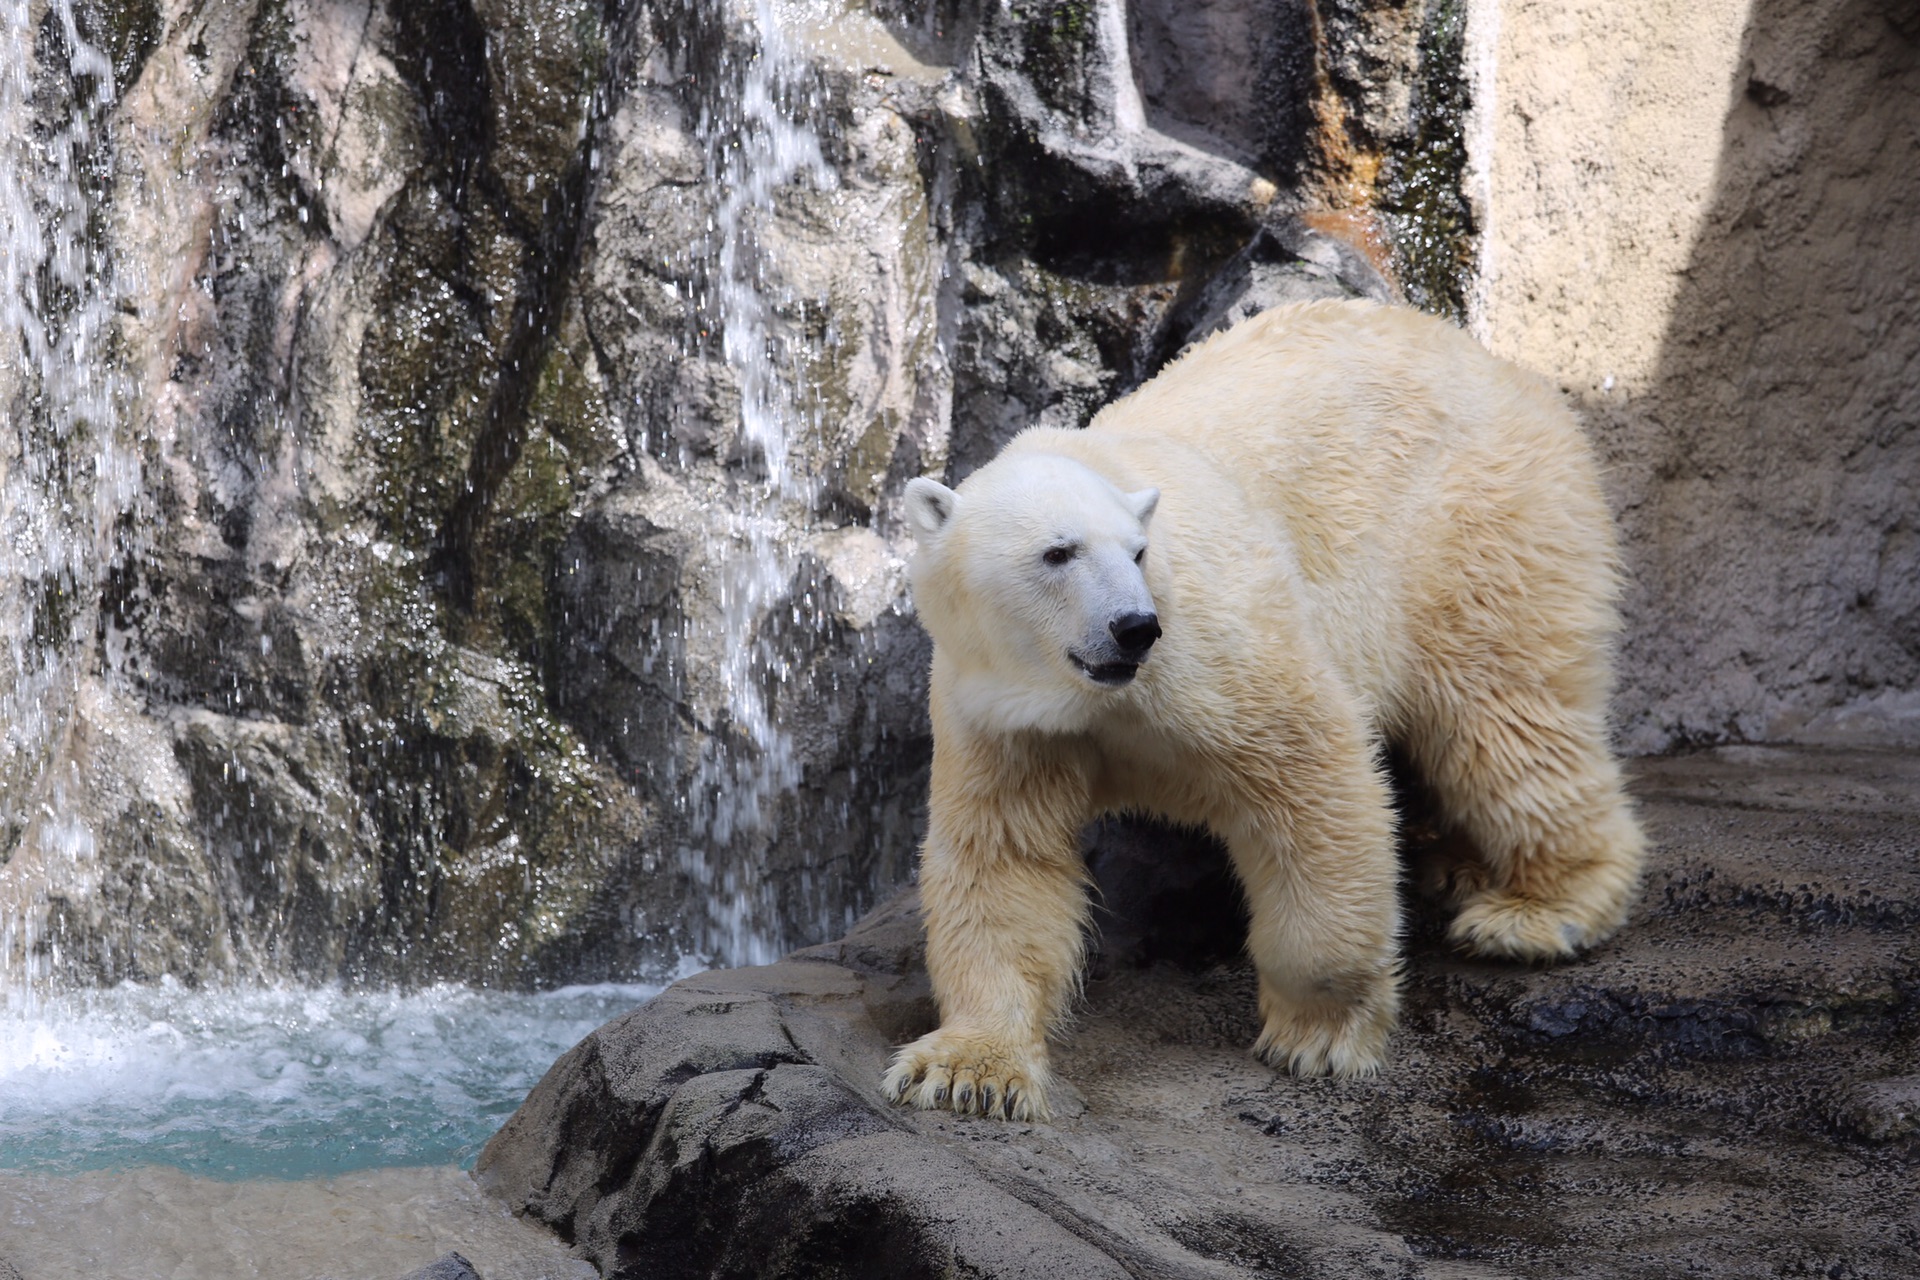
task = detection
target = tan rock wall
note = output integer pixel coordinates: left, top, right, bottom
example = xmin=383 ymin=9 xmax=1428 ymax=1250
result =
xmin=1468 ymin=0 xmax=1920 ymax=751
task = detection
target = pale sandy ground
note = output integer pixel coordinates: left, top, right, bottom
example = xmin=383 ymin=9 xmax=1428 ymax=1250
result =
xmin=0 ymin=1164 xmax=590 ymax=1280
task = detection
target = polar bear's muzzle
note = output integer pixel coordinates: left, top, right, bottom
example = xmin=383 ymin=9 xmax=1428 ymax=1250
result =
xmin=1069 ymin=610 xmax=1161 ymax=687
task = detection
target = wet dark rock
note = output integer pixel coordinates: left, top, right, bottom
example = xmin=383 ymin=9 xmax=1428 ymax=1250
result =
xmin=479 ymin=896 xmax=1130 ymax=1278
xmin=482 ymin=745 xmax=1920 ymax=1278
xmin=1155 ymin=216 xmax=1396 ymax=354
xmin=399 ymin=1253 xmax=485 ymax=1280
xmin=1834 ymin=1076 xmax=1920 ymax=1143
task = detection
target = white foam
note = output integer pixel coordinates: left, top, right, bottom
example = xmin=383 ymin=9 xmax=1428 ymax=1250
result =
xmin=0 ymin=980 xmax=661 ymax=1178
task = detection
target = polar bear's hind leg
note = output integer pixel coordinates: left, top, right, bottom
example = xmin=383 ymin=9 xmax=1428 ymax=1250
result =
xmin=1415 ymin=685 xmax=1646 ymax=960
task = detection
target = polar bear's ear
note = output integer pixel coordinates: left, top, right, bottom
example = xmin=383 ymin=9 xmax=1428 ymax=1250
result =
xmin=1126 ymin=487 xmax=1160 ymax=526
xmin=904 ymin=477 xmax=961 ymax=541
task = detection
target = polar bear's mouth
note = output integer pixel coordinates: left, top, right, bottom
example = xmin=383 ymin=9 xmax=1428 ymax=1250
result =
xmin=1069 ymin=653 xmax=1140 ymax=687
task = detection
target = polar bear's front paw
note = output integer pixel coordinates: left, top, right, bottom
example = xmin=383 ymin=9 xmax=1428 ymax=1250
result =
xmin=882 ymin=1028 xmax=1054 ymax=1121
xmin=1253 ymin=976 xmax=1397 ymax=1079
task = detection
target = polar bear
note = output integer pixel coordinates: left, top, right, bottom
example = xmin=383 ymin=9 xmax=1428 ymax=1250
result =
xmin=881 ymin=299 xmax=1646 ymax=1122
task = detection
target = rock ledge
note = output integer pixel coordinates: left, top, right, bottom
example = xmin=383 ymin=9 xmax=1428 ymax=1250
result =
xmin=480 ymin=746 xmax=1920 ymax=1278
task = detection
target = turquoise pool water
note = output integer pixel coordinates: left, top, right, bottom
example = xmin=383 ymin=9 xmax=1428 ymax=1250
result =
xmin=0 ymin=979 xmax=661 ymax=1181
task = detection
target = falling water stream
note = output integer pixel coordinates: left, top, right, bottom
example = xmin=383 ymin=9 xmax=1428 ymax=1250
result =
xmin=678 ymin=0 xmax=838 ymax=966
xmin=0 ymin=0 xmax=127 ymax=991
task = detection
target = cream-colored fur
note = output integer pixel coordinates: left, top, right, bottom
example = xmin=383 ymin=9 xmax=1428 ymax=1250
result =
xmin=883 ymin=299 xmax=1646 ymax=1122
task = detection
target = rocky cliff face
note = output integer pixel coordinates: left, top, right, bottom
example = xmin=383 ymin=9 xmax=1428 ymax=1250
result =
xmin=0 ymin=0 xmax=1430 ymax=986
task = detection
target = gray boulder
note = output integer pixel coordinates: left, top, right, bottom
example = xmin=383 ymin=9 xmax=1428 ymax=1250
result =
xmin=479 ymin=745 xmax=1920 ymax=1278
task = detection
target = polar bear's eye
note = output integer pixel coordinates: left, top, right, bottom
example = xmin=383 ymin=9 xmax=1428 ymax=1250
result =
xmin=1042 ymin=545 xmax=1076 ymax=566
xmin=1134 ymin=547 xmax=1147 ymax=566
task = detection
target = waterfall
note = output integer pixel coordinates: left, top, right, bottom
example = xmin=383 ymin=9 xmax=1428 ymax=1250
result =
xmin=0 ymin=1 xmax=131 ymax=994
xmin=676 ymin=0 xmax=839 ymax=966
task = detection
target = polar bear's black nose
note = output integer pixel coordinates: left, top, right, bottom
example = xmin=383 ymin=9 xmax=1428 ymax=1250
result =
xmin=1110 ymin=611 xmax=1161 ymax=656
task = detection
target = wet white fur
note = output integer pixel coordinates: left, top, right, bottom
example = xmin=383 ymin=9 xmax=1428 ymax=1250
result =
xmin=884 ymin=299 xmax=1646 ymax=1123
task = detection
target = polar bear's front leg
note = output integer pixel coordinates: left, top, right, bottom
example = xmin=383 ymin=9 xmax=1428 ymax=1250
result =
xmin=882 ymin=834 xmax=1085 ymax=1121
xmin=1228 ymin=745 xmax=1403 ymax=1079
xmin=883 ymin=733 xmax=1090 ymax=1122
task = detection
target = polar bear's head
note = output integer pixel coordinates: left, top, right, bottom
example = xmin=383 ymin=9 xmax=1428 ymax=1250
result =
xmin=904 ymin=454 xmax=1160 ymax=726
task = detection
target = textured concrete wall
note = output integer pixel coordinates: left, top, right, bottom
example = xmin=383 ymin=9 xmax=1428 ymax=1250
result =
xmin=1468 ymin=0 xmax=1920 ymax=752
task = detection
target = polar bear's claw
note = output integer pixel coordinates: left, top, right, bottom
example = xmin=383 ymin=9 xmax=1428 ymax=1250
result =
xmin=1254 ymin=1016 xmax=1389 ymax=1080
xmin=883 ymin=1030 xmax=1053 ymax=1122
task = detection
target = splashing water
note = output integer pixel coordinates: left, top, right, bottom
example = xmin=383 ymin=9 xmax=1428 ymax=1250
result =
xmin=0 ymin=979 xmax=662 ymax=1179
xmin=0 ymin=2 xmax=135 ymax=989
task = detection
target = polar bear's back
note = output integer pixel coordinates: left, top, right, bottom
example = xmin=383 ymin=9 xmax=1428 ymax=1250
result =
xmin=1080 ymin=299 xmax=1621 ymax=728
xmin=1090 ymin=300 xmax=1603 ymax=568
